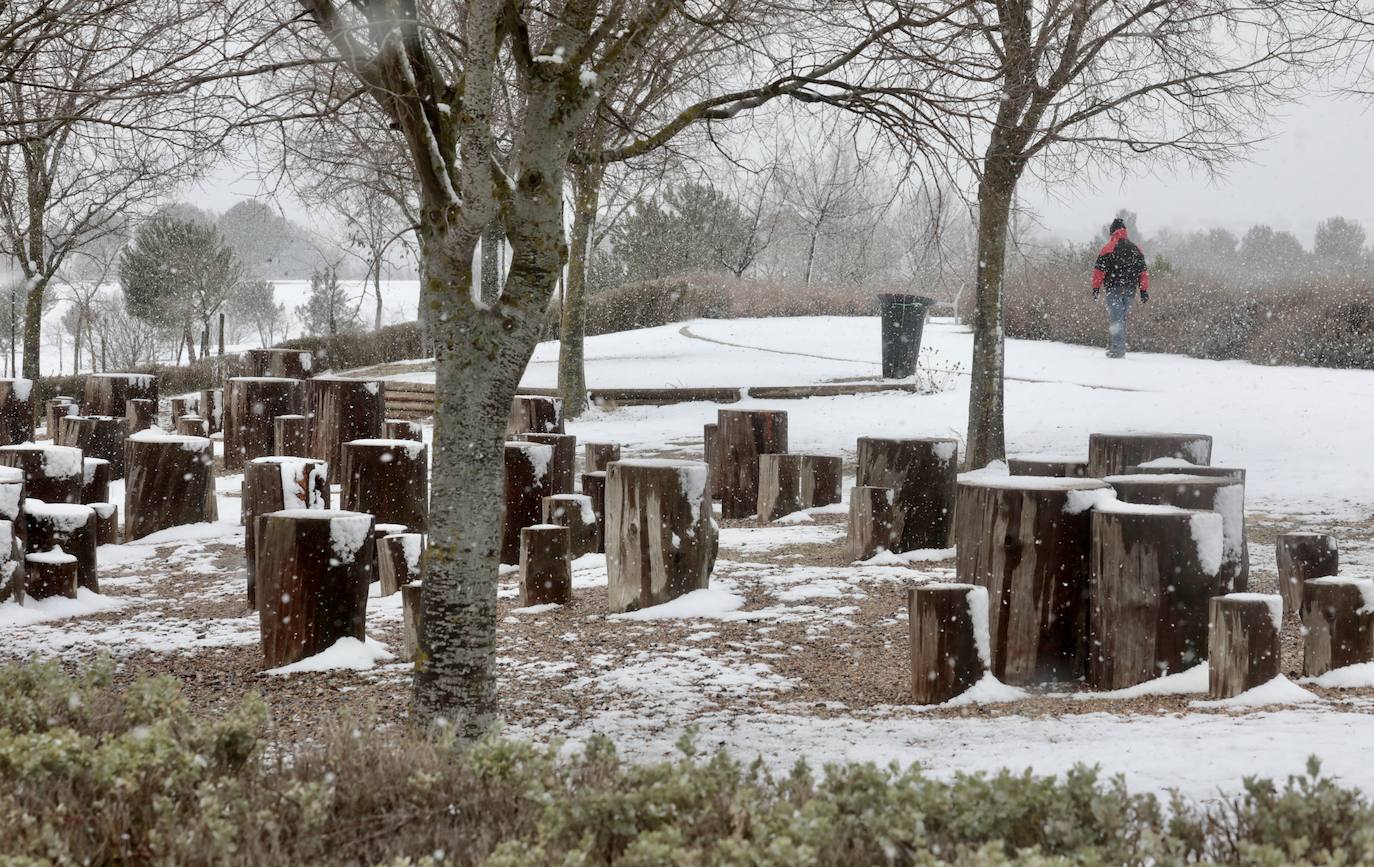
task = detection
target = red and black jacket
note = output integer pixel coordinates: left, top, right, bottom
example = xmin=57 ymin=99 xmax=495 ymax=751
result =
xmin=1092 ymin=228 xmax=1149 ymax=296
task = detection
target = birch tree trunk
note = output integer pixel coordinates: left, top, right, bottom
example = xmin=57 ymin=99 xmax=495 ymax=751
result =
xmin=558 ymin=164 xmax=601 ymax=419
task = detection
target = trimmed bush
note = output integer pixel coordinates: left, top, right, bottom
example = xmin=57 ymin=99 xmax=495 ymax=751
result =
xmin=277 ymin=322 xmax=425 ymax=372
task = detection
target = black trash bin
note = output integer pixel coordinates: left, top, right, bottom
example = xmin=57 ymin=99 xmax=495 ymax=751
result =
xmin=878 ymin=293 xmax=933 ymax=379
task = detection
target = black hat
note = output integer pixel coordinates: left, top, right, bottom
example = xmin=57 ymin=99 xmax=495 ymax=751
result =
xmin=1109 ymin=217 xmax=1127 ymax=233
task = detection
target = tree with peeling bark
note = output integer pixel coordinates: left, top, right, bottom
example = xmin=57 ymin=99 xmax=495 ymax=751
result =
xmin=295 ymin=0 xmax=920 ymax=735
xmin=857 ymin=0 xmax=1352 ymax=467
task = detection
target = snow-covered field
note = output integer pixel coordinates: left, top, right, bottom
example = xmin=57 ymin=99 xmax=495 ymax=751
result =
xmin=6 ymin=314 xmax=1374 ymax=804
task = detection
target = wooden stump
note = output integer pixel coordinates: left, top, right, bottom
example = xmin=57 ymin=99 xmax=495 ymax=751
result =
xmin=23 ymin=548 xmax=78 ymax=600
xmin=520 ymin=524 xmax=572 ymax=606
xmin=520 ymin=433 xmax=576 ymax=495
xmin=400 ymin=581 xmax=423 ymax=662
xmin=955 ymin=476 xmax=1111 ymax=684
xmin=225 ymin=377 xmax=305 ymax=470
xmin=384 ymin=419 xmax=423 ymax=442
xmin=1301 ymin=577 xmax=1374 ymax=677
xmin=256 ymin=509 xmax=375 ymax=668
xmin=125 ymin=398 xmax=156 ymax=433
xmin=856 ymin=437 xmax=958 ymax=550
xmin=58 ymin=415 xmax=126 ymax=479
xmin=847 ymin=486 xmax=901 ymax=561
xmin=274 ymin=414 xmax=309 ymax=457
xmin=581 ymin=471 xmax=607 ymax=554
xmin=80 ymin=458 xmax=110 ymax=505
xmin=909 ymin=584 xmax=988 ymax=704
xmin=91 ymin=502 xmax=118 ymax=546
xmin=242 ymin=457 xmax=330 ymax=608
xmin=378 ymin=533 xmax=425 ymax=596
xmin=1007 ymin=457 xmax=1088 ymax=478
xmin=0 ymin=519 xmax=21 ymax=603
xmin=0 ymin=378 xmax=34 ymax=446
xmin=25 ymin=501 xmax=97 ymax=592
xmin=1106 ymin=473 xmax=1249 ymax=593
xmin=305 ymin=377 xmax=385 ymax=483
xmin=798 ymin=454 xmax=843 ymax=508
xmin=584 ymin=442 xmax=620 ymax=475
xmin=0 ymin=443 xmax=84 ymax=504
xmin=45 ymin=397 xmax=75 ymax=441
xmin=199 ymin=388 xmax=224 ymax=434
xmin=83 ymin=372 xmax=157 ymax=417
xmin=717 ymin=409 xmax=788 ymax=519
xmin=243 ymin=347 xmax=313 ymax=379
xmin=502 ymin=442 xmax=554 ymax=565
xmin=1208 ymin=594 xmax=1281 ymax=699
xmin=123 ymin=431 xmax=217 ymax=541
xmin=605 ymin=460 xmax=717 ymax=613
xmin=508 ymin=395 xmax=563 ymax=436
xmin=1089 ymin=504 xmax=1227 ymax=689
xmin=169 ymin=396 xmax=196 ymax=428
xmin=542 ymin=494 xmax=599 ymax=557
xmin=0 ymin=467 xmax=25 ymax=553
xmin=1125 ymin=463 xmax=1244 ymax=481
xmin=340 ymin=438 xmax=430 ymax=532
xmin=1277 ymin=532 xmax=1339 ymax=616
xmin=176 ymin=415 xmax=209 ymax=437
xmin=703 ymin=423 xmax=722 ymax=500
xmin=757 ymin=453 xmax=804 ymax=521
xmin=1087 ymin=432 xmax=1212 ymax=478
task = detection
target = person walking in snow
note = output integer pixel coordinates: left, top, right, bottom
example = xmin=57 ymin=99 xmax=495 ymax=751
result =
xmin=1092 ymin=217 xmax=1149 ymax=359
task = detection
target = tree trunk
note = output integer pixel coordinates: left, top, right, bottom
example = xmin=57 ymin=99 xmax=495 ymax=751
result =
xmin=1087 ymin=433 xmax=1213 ymax=478
xmin=480 ymin=220 xmax=503 ymax=304
xmin=340 ymin=439 xmax=430 ymax=532
xmin=717 ymin=409 xmax=788 ymax=520
xmin=519 ymin=432 xmax=576 ymax=495
xmin=856 ymin=437 xmax=958 ymax=551
xmin=581 ymin=470 xmax=607 ymax=554
xmin=25 ymin=501 xmax=97 ymax=592
xmin=1208 ymin=594 xmax=1281 ymax=699
xmin=0 ymin=443 xmax=83 ymax=504
xmin=0 ymin=378 xmax=34 ymax=445
xmin=909 ymin=583 xmax=988 ymax=704
xmin=1301 ymin=577 xmax=1374 ymax=677
xmin=304 ymin=377 xmax=385 ymax=483
xmin=964 ymin=157 xmax=1018 ymax=469
xmin=123 ymin=432 xmax=217 ymax=541
xmin=224 ymin=377 xmax=305 ymax=471
xmin=378 ymin=532 xmax=425 ymax=597
xmin=1278 ymin=532 xmax=1339 ymax=617
xmin=542 ymin=493 xmax=599 ymax=558
xmin=847 ymin=485 xmax=901 ymax=561
xmin=242 ymin=456 xmax=329 ymax=608
xmin=558 ymin=165 xmax=601 ymax=419
xmin=19 ymin=275 xmax=47 ymax=380
xmin=520 ymin=524 xmax=572 ymax=606
xmin=605 ymin=459 xmax=717 ymax=613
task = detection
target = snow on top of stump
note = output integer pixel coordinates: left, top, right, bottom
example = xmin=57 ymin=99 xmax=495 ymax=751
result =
xmin=229 ymin=375 xmax=301 ymax=384
xmin=1011 ymin=454 xmax=1087 ymax=464
xmin=376 ymin=522 xmax=408 ymax=534
xmin=90 ymin=502 xmax=116 ymax=518
xmin=253 ymin=455 xmax=324 ymax=465
xmin=0 ymin=483 xmax=20 ymax=519
xmin=0 ymin=466 xmax=22 ymax=483
xmin=27 ymin=546 xmax=76 ymax=565
xmin=1189 ymin=513 xmax=1224 ymax=577
xmin=2 ymin=378 xmax=33 ymax=401
xmin=127 ymin=430 xmax=211 ymax=452
xmin=962 ymin=475 xmax=1108 ymax=492
xmin=24 ymin=499 xmax=93 ymax=529
xmin=506 ymin=441 xmax=555 ymax=479
xmin=1137 ymin=456 xmax=1200 ymax=468
xmin=275 ymin=413 xmax=306 ymax=420
xmin=1308 ymin=575 xmax=1374 ymax=612
xmin=385 ymin=533 xmax=424 ymax=572
xmin=1213 ymin=483 xmax=1246 ymax=566
xmin=526 ymin=523 xmax=566 ymax=531
xmin=549 ymin=493 xmax=597 ymax=524
xmin=347 ymin=438 xmax=427 ymax=458
xmin=1103 ymin=472 xmax=1237 ymax=485
xmin=271 ymin=508 xmax=373 ymax=563
xmin=91 ymin=372 xmax=156 ymax=388
xmin=41 ymin=445 xmax=83 ymax=478
xmin=1092 ymin=431 xmax=1209 ymax=439
xmin=957 ymin=460 xmax=1008 ymax=482
xmin=82 ymin=458 xmax=108 ymax=483
xmin=1224 ymin=592 xmax=1284 ymax=630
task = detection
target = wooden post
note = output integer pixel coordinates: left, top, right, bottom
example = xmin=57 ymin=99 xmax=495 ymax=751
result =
xmin=520 ymin=432 xmax=576 ymax=495
xmin=502 ymin=442 xmax=553 ymax=565
xmin=1277 ymin=532 xmax=1339 ymax=616
xmin=757 ymin=453 xmax=804 ymax=521
xmin=584 ymin=442 xmax=620 ymax=474
xmin=242 ymin=347 xmax=313 ymax=379
xmin=717 ymin=408 xmax=788 ymax=519
xmin=57 ymin=415 xmax=126 ymax=479
xmin=340 ymin=438 xmax=429 ymax=532
xmin=0 ymin=443 xmax=84 ymax=504
xmin=847 ymin=486 xmax=901 ymax=561
xmin=1208 ymin=594 xmax=1281 ymax=699
xmin=400 ymin=581 xmax=423 ymax=662
xmin=1107 ymin=473 xmax=1249 ymax=593
xmin=0 ymin=467 xmax=25 ymax=552
xmin=123 ymin=431 xmax=217 ymax=541
xmin=255 ymin=509 xmax=375 ymax=669
xmin=605 ymin=459 xmax=717 ymax=613
xmin=580 ymin=471 xmax=607 ymax=554
xmin=169 ymin=396 xmax=196 ymax=428
xmin=274 ymin=414 xmax=309 ymax=457
xmin=856 ymin=436 xmax=958 ymax=550
xmin=542 ymin=493 xmax=599 ymax=557
xmin=45 ymin=396 xmax=76 ymax=441
xmin=199 ymin=388 xmax=224 ymax=434
xmin=1301 ymin=577 xmax=1374 ymax=677
xmin=80 ymin=458 xmax=110 ymax=505
xmin=0 ymin=378 xmax=34 ymax=445
xmin=520 ymin=524 xmax=572 ymax=606
xmin=82 ymin=372 xmax=157 ymax=417
xmin=224 ymin=376 xmax=305 ymax=471
xmin=909 ymin=584 xmax=988 ymax=704
xmin=125 ymin=398 xmax=156 ymax=433
xmin=507 ymin=395 xmax=563 ymax=436
xmin=1087 ymin=432 xmax=1212 ymax=478
xmin=1089 ymin=504 xmax=1226 ymax=689
xmin=703 ymin=423 xmax=722 ymax=500
xmin=384 ymin=419 xmax=423 ymax=442
xmin=798 ymin=455 xmax=842 ymax=508
xmin=25 ymin=501 xmax=97 ymax=592
xmin=242 ymin=456 xmax=329 ymax=608
xmin=23 ymin=548 xmax=78 ymax=600
xmin=91 ymin=502 xmax=118 ymax=546
xmin=955 ymin=476 xmax=1111 ymax=684
xmin=1007 ymin=457 xmax=1088 ymax=478
xmin=176 ymin=415 xmax=209 ymax=437
xmin=378 ymin=532 xmax=425 ymax=596
xmin=305 ymin=377 xmax=385 ymax=483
